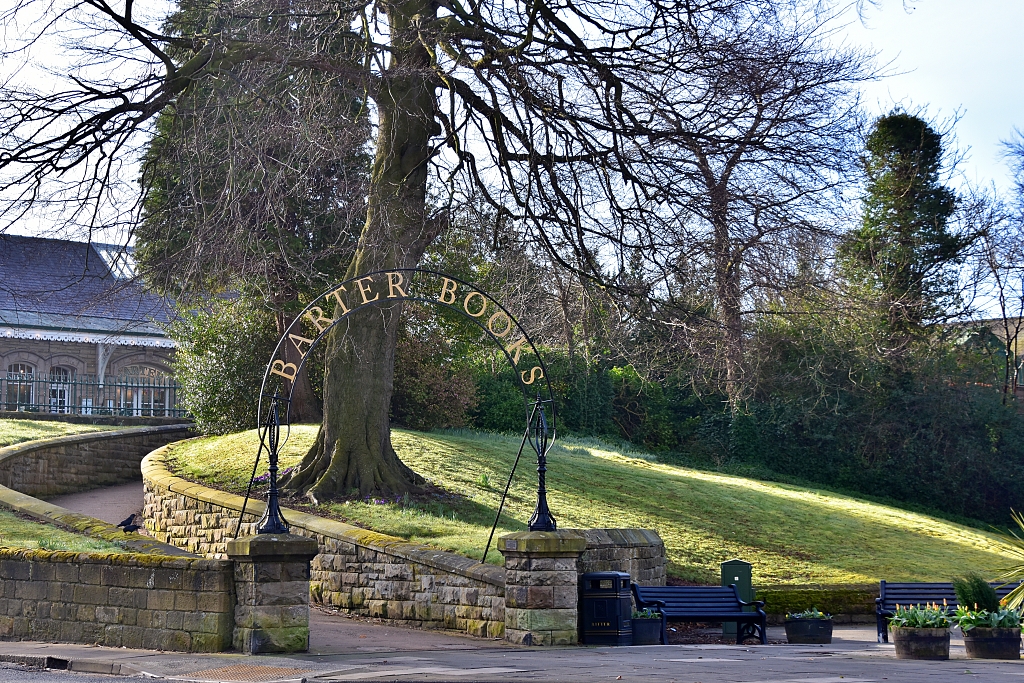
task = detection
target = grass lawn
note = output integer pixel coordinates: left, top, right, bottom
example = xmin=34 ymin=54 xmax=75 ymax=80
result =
xmin=0 ymin=509 xmax=127 ymax=553
xmin=0 ymin=418 xmax=113 ymax=448
xmin=166 ymin=427 xmax=1019 ymax=585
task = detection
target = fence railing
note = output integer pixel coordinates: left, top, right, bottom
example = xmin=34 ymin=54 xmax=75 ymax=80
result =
xmin=1 ymin=373 xmax=185 ymax=418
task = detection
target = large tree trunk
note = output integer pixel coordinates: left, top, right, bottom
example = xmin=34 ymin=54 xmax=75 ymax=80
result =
xmin=711 ymin=186 xmax=744 ymax=409
xmin=284 ymin=0 xmax=442 ymax=501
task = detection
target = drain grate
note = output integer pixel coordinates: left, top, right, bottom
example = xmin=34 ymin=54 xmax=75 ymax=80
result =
xmin=184 ymin=664 xmax=313 ymax=682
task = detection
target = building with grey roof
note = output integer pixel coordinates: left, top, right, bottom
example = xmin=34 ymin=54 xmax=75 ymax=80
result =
xmin=0 ymin=234 xmax=181 ymax=416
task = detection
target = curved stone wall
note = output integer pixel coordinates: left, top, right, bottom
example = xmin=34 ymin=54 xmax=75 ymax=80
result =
xmin=141 ymin=444 xmax=507 ymax=638
xmin=0 ymin=424 xmax=194 ymax=498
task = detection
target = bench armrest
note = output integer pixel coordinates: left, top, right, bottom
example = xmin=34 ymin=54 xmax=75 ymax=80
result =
xmin=631 ymin=584 xmax=667 ymax=611
xmin=639 ymin=598 xmax=667 ymax=610
xmin=736 ymin=596 xmax=765 ymax=610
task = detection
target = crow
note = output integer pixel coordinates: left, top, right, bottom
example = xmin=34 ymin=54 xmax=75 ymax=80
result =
xmin=117 ymin=513 xmax=141 ymax=534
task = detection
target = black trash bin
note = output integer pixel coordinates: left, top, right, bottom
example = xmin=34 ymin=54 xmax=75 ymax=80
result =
xmin=580 ymin=571 xmax=632 ymax=645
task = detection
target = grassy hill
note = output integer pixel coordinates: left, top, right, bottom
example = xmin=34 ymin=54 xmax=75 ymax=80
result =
xmin=0 ymin=419 xmax=113 ymax=448
xmin=166 ymin=426 xmax=1018 ymax=585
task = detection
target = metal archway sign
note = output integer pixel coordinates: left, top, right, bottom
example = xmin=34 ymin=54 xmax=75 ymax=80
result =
xmin=241 ymin=269 xmax=558 ymax=559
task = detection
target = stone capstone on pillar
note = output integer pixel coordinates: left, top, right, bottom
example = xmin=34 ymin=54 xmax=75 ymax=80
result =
xmin=225 ymin=533 xmax=319 ymax=654
xmin=499 ymin=530 xmax=587 ymax=646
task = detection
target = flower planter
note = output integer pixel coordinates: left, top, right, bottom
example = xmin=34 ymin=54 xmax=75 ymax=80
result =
xmin=891 ymin=627 xmax=950 ymax=660
xmin=784 ymin=618 xmax=833 ymax=644
xmin=632 ymin=618 xmax=662 ymax=645
xmin=963 ymin=627 xmax=1021 ymax=660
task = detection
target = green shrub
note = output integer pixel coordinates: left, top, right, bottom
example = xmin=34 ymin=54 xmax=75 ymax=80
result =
xmin=169 ymin=298 xmax=278 ymax=434
xmin=952 ymin=573 xmax=1000 ymax=612
xmin=391 ymin=319 xmax=477 ymax=431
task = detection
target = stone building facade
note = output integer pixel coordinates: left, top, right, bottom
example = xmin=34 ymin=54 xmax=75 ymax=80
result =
xmin=0 ymin=235 xmax=178 ymax=416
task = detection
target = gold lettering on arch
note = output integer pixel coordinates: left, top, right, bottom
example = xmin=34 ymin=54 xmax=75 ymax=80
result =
xmin=438 ymin=277 xmax=458 ymax=305
xmin=505 ymin=336 xmax=528 ymax=365
xmin=305 ymin=306 xmax=333 ymax=334
xmin=270 ymin=360 xmax=297 ymax=382
xmin=463 ymin=291 xmax=487 ymax=317
xmin=355 ymin=276 xmax=379 ymax=304
xmin=487 ymin=311 xmax=513 ymax=338
xmin=327 ymin=285 xmax=350 ymax=315
xmin=288 ymin=333 xmax=314 ymax=357
xmin=386 ymin=272 xmax=408 ymax=298
xmin=521 ymin=366 xmax=544 ymax=385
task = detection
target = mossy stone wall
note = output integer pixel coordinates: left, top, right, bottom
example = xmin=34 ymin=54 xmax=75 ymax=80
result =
xmin=0 ymin=547 xmax=233 ymax=651
xmin=142 ymin=444 xmax=507 ymax=639
xmin=578 ymin=528 xmax=666 ymax=586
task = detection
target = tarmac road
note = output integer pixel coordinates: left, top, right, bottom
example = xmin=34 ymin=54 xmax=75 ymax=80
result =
xmin=47 ymin=481 xmax=146 ymax=528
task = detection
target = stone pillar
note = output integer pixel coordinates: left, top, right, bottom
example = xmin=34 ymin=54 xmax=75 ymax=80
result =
xmin=226 ymin=534 xmax=319 ymax=654
xmin=499 ymin=530 xmax=587 ymax=646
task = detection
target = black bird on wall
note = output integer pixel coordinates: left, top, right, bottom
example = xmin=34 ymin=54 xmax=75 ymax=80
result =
xmin=117 ymin=513 xmax=141 ymax=534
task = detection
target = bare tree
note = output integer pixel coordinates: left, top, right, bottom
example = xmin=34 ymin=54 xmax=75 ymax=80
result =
xmin=643 ymin=7 xmax=870 ymax=406
xmin=0 ymin=0 xmax=871 ymax=498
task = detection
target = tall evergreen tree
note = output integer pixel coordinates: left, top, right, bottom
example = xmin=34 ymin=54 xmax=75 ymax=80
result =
xmin=136 ymin=1 xmax=371 ymax=422
xmin=841 ymin=112 xmax=966 ymax=351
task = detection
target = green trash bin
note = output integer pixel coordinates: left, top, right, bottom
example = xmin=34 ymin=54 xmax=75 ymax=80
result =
xmin=721 ymin=559 xmax=753 ymax=639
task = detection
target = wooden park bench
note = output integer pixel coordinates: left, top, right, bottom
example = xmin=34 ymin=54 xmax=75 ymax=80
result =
xmin=632 ymin=584 xmax=768 ymax=645
xmin=876 ymin=580 xmax=1021 ymax=643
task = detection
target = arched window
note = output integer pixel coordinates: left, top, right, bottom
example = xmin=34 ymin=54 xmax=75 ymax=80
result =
xmin=49 ymin=366 xmax=72 ymax=381
xmin=5 ymin=363 xmax=34 ymax=411
xmin=117 ymin=365 xmax=169 ymax=416
xmin=48 ymin=366 xmax=73 ymax=413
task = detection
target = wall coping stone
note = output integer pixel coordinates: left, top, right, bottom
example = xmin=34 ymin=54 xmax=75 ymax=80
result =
xmin=143 ymin=444 xmax=506 ymax=587
xmin=226 ymin=534 xmax=319 ymax=559
xmin=581 ymin=528 xmax=663 ymax=548
xmin=499 ymin=531 xmax=588 ymax=555
xmin=0 ymin=412 xmax=192 ymax=427
xmin=0 ymin=545 xmax=227 ymax=570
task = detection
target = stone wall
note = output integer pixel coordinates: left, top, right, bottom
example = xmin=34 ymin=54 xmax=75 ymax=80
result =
xmin=142 ymin=444 xmax=507 ymax=638
xmin=578 ymin=529 xmax=666 ymax=586
xmin=0 ymin=425 xmax=194 ymax=498
xmin=0 ymin=548 xmax=233 ymax=652
xmin=143 ymin=445 xmax=669 ymax=642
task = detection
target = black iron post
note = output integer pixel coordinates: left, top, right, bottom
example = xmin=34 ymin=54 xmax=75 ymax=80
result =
xmin=527 ymin=397 xmax=557 ymax=532
xmin=256 ymin=394 xmax=290 ymax=534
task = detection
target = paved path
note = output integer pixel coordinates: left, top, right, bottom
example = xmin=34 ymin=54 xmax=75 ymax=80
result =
xmin=46 ymin=481 xmax=145 ymax=526
xmin=2 ymin=627 xmax=1023 ymax=682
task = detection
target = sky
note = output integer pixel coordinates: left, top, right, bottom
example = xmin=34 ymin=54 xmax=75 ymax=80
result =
xmin=842 ymin=0 xmax=1024 ymax=192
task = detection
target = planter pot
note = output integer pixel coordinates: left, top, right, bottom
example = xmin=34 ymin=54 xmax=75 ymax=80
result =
xmin=632 ymin=619 xmax=662 ymax=645
xmin=963 ymin=627 xmax=1021 ymax=660
xmin=891 ymin=627 xmax=950 ymax=660
xmin=784 ymin=618 xmax=833 ymax=644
